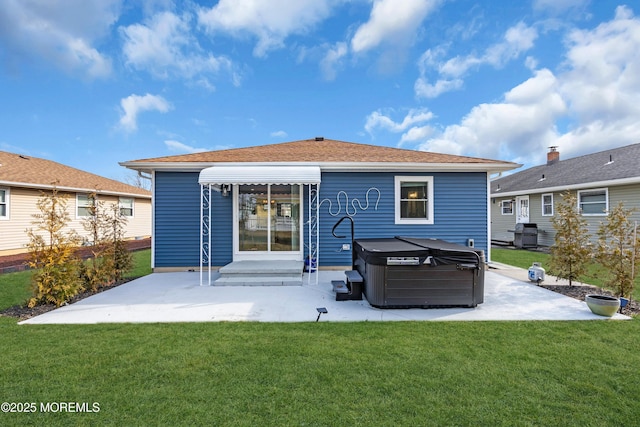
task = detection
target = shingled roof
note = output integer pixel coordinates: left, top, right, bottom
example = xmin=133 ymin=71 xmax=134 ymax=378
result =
xmin=121 ymin=138 xmax=518 ymax=172
xmin=0 ymin=150 xmax=151 ymax=198
xmin=491 ymin=143 xmax=640 ymax=196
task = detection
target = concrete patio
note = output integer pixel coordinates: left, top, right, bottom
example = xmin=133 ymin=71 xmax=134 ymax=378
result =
xmin=19 ymin=263 xmax=630 ymax=324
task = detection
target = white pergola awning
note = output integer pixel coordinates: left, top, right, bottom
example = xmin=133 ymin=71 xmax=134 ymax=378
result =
xmin=198 ymin=165 xmax=321 ymax=186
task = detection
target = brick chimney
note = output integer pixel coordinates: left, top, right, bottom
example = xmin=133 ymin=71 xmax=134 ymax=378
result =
xmin=547 ymin=146 xmax=559 ymax=165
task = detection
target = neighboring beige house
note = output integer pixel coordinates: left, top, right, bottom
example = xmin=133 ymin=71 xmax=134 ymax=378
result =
xmin=0 ymin=150 xmax=151 ymax=256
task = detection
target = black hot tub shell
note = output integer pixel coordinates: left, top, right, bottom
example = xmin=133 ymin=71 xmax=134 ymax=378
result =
xmin=353 ymin=237 xmax=485 ymax=308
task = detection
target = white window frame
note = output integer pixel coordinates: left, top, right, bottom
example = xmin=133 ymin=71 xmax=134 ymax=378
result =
xmin=76 ymin=193 xmax=93 ymax=218
xmin=578 ymin=188 xmax=608 ymax=216
xmin=394 ymin=176 xmax=434 ymax=225
xmin=0 ymin=187 xmax=9 ymax=220
xmin=541 ymin=193 xmax=554 ymax=216
xmin=119 ymin=197 xmax=134 ymax=217
xmin=501 ymin=200 xmax=513 ymax=215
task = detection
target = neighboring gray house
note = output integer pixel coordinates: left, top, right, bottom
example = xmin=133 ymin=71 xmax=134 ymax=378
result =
xmin=490 ymin=144 xmax=640 ymax=247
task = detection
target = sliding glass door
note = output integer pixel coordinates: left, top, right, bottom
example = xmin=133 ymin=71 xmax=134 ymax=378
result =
xmin=236 ymin=184 xmax=301 ymax=258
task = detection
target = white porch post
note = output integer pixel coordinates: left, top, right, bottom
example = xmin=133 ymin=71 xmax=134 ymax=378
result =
xmin=307 ymin=183 xmax=320 ymax=285
xmin=200 ymin=184 xmax=212 ymax=286
xmin=315 ymin=183 xmax=320 ymax=284
xmin=307 ymin=184 xmax=311 ymax=285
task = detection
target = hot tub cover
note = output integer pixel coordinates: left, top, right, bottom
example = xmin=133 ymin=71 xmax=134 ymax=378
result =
xmin=354 ymin=236 xmax=482 ymax=266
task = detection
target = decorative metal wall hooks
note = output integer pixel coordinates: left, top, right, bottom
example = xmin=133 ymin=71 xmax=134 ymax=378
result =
xmin=318 ymin=187 xmax=381 ymax=217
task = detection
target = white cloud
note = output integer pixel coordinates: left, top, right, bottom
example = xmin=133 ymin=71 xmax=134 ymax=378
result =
xmin=443 ymin=22 xmax=537 ymax=76
xmin=164 ymin=140 xmax=207 ymax=153
xmin=419 ymin=68 xmax=566 ymax=162
xmin=365 ymin=108 xmax=434 ymax=134
xmin=119 ymin=94 xmax=172 ymax=133
xmin=351 ymin=0 xmax=439 ymax=53
xmin=270 ymin=130 xmax=288 ymax=138
xmin=553 ymin=5 xmax=640 ymax=157
xmin=418 ymin=5 xmax=640 ymax=166
xmin=373 ymin=7 xmax=640 ymax=164
xmin=0 ymin=0 xmax=119 ymax=78
xmin=121 ymin=11 xmax=237 ymax=83
xmin=414 ymin=77 xmax=463 ymax=99
xmin=415 ymin=21 xmax=538 ymax=98
xmin=198 ymin=0 xmax=335 ymax=57
xmin=400 ymin=125 xmax=434 ymax=145
xmin=320 ymin=42 xmax=348 ymax=81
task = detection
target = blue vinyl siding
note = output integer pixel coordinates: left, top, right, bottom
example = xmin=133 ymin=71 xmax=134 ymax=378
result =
xmin=154 ymin=170 xmax=487 ymax=268
xmin=154 ymin=172 xmax=232 ymax=267
xmin=316 ymin=172 xmax=487 ymax=266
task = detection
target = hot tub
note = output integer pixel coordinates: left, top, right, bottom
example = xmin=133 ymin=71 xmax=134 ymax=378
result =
xmin=353 ymin=237 xmax=485 ymax=308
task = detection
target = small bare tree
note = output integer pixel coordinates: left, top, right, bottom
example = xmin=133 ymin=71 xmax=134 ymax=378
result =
xmin=80 ymin=192 xmax=115 ymax=291
xmin=549 ymin=191 xmax=592 ymax=286
xmin=26 ymin=185 xmax=83 ymax=307
xmin=595 ymin=202 xmax=640 ymax=298
xmin=105 ymin=202 xmax=132 ymax=282
xmin=80 ymin=193 xmax=133 ymax=289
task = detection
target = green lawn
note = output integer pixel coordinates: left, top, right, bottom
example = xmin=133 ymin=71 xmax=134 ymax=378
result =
xmin=492 ymin=248 xmax=640 ymax=301
xmin=2 ymin=248 xmax=639 ymax=425
xmin=1 ymin=319 xmax=638 ymax=426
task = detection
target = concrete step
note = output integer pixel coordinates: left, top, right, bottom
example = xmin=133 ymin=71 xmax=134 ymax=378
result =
xmin=214 ymin=276 xmax=303 ymax=286
xmin=214 ymin=260 xmax=304 ymax=286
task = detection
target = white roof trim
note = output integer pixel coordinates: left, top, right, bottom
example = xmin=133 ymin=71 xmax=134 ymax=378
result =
xmin=491 ymin=175 xmax=640 ymax=198
xmin=198 ymin=165 xmax=321 ymax=185
xmin=124 ymin=161 xmax=520 ymax=174
xmin=0 ymin=180 xmax=151 ymax=199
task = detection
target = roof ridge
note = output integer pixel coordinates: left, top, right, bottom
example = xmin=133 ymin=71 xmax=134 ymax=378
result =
xmin=0 ymin=150 xmax=150 ymax=197
xmin=122 ymin=137 xmax=517 ymax=166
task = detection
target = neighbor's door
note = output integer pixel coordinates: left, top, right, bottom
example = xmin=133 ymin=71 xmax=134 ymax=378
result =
xmin=516 ymin=196 xmax=530 ymax=223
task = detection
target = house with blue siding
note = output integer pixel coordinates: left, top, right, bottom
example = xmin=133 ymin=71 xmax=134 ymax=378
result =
xmin=121 ymin=138 xmax=518 ymax=279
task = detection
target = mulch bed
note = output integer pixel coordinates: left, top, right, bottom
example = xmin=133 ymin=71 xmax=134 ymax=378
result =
xmin=0 ymin=239 xmax=151 ymax=321
xmin=539 ymin=283 xmax=639 ymax=317
xmin=1 ymin=279 xmax=134 ymax=321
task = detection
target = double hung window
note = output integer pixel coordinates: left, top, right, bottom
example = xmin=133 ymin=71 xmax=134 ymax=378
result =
xmin=395 ymin=176 xmax=434 ymax=224
xmin=578 ymin=189 xmax=607 ymax=216
xmin=0 ymin=188 xmax=8 ymax=219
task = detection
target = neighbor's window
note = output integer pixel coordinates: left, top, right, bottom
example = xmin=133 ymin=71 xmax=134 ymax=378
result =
xmin=119 ymin=197 xmax=134 ymax=217
xmin=578 ymin=188 xmax=608 ymax=216
xmin=395 ymin=176 xmax=434 ymax=224
xmin=0 ymin=188 xmax=8 ymax=219
xmin=76 ymin=194 xmax=94 ymax=217
xmin=542 ymin=193 xmax=554 ymax=216
xmin=501 ymin=200 xmax=513 ymax=215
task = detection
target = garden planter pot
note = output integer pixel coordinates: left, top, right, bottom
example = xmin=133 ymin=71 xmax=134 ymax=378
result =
xmin=585 ymin=294 xmax=620 ymax=317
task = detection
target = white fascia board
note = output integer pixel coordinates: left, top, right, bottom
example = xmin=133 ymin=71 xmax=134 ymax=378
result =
xmin=0 ymin=180 xmax=151 ymax=199
xmin=491 ymin=176 xmax=640 ymax=198
xmin=120 ymin=161 xmax=520 ymax=174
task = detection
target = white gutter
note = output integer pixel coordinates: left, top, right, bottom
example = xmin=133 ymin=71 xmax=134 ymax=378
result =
xmin=491 ymin=175 xmax=640 ymax=198
xmin=120 ymin=161 xmax=521 ymax=174
xmin=0 ymin=180 xmax=151 ymax=199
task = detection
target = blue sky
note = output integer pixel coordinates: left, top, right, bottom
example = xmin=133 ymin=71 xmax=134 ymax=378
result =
xmin=1 ymin=0 xmax=639 ymax=183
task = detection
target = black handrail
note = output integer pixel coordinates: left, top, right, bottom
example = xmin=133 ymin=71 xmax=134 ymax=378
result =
xmin=331 ymin=216 xmax=354 ymax=241
xmin=332 ymin=216 xmax=355 ymax=269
